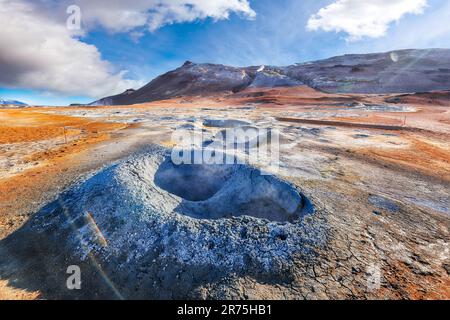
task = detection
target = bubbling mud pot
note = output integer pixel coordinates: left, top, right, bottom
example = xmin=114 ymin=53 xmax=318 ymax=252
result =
xmin=0 ymin=146 xmax=327 ymax=299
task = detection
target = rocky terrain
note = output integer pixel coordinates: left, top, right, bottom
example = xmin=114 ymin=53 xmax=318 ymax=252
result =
xmin=285 ymin=49 xmax=450 ymax=94
xmin=91 ymin=49 xmax=450 ymax=106
xmin=0 ymin=49 xmax=449 ymax=300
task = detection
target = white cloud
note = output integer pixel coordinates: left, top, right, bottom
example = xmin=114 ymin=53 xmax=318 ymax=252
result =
xmin=35 ymin=0 xmax=256 ymax=33
xmin=0 ymin=0 xmax=255 ymax=98
xmin=0 ymin=0 xmax=144 ymax=98
xmin=307 ymin=0 xmax=427 ymax=41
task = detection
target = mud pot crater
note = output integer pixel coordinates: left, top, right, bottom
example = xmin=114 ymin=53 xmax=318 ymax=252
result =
xmin=154 ymin=158 xmax=312 ymax=222
xmin=1 ymin=146 xmax=327 ymax=299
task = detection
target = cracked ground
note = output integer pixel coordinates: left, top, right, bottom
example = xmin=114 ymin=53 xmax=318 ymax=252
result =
xmin=0 ymin=87 xmax=449 ymax=299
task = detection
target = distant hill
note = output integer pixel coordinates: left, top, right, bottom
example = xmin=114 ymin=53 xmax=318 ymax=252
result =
xmin=88 ymin=89 xmax=136 ymax=107
xmin=0 ymin=98 xmax=27 ymax=106
xmin=89 ymin=49 xmax=450 ymax=106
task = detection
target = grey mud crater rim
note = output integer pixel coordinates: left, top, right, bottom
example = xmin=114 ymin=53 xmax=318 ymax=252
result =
xmin=1 ymin=146 xmax=327 ymax=299
xmin=154 ymin=156 xmax=314 ymax=222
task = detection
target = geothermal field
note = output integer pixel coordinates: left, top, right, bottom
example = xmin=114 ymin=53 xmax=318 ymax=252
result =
xmin=0 ymin=50 xmax=449 ymax=300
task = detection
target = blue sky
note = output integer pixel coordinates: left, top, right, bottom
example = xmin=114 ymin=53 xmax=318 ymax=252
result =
xmin=1 ymin=0 xmax=449 ymax=106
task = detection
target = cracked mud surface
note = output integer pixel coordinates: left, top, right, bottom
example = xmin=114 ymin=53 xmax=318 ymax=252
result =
xmin=0 ymin=87 xmax=449 ymax=299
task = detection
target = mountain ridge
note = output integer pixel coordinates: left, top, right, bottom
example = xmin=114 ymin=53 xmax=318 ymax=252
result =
xmin=90 ymin=48 xmax=450 ymax=106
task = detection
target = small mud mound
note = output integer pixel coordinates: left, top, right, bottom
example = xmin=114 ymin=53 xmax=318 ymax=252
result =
xmin=0 ymin=146 xmax=326 ymax=299
xmin=155 ymin=159 xmax=308 ymax=222
xmin=369 ymin=195 xmax=400 ymax=213
xmin=203 ymin=119 xmax=252 ymax=128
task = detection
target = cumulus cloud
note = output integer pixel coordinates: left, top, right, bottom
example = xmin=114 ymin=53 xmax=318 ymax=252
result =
xmin=71 ymin=0 xmax=256 ymax=32
xmin=307 ymin=0 xmax=427 ymax=41
xmin=26 ymin=0 xmax=256 ymax=33
xmin=0 ymin=0 xmax=144 ymax=98
xmin=0 ymin=0 xmax=255 ymax=98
